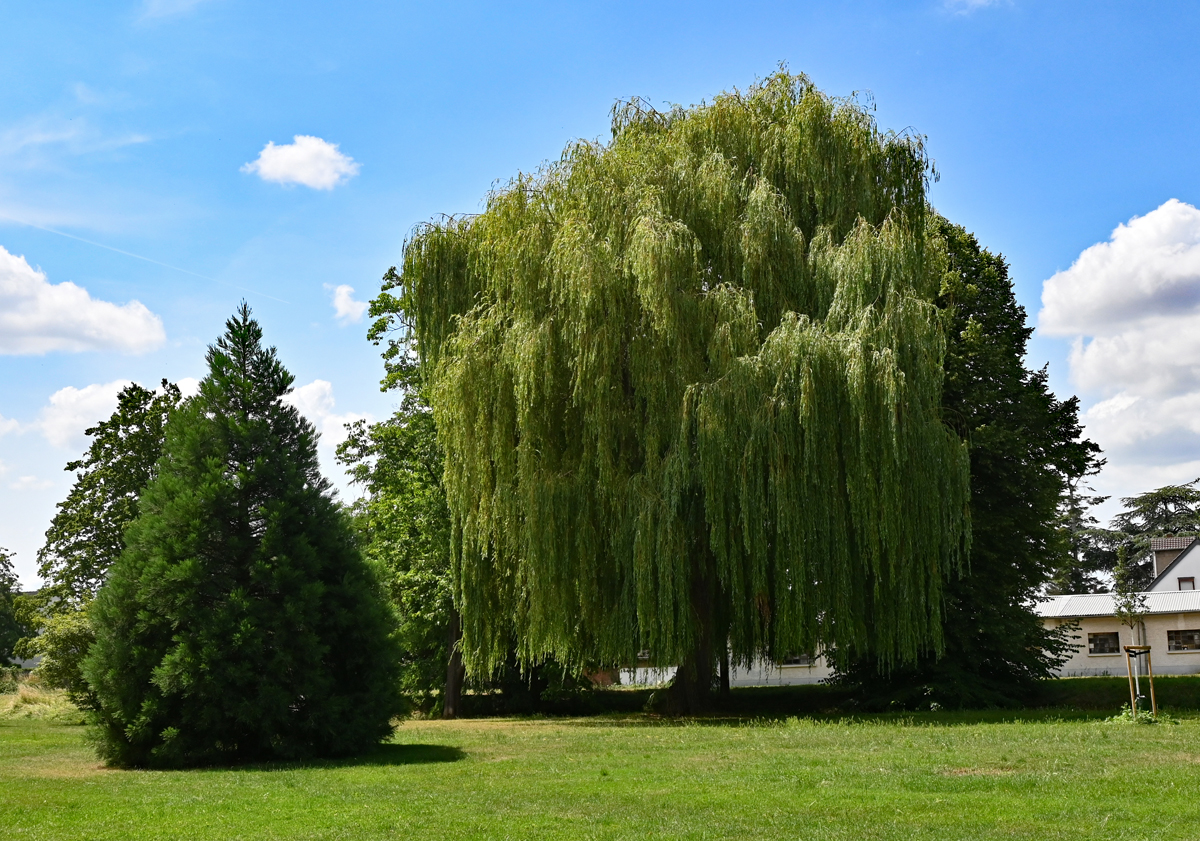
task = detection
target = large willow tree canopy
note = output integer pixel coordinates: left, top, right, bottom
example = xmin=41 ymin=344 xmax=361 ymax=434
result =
xmin=395 ymin=71 xmax=971 ymax=677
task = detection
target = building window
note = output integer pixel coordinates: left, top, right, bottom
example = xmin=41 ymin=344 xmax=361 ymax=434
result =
xmin=1179 ymin=577 xmax=1196 ymax=591
xmin=1167 ymin=630 xmax=1200 ymax=652
xmin=780 ymin=653 xmax=812 ymax=666
xmin=1088 ymin=632 xmax=1121 ymax=655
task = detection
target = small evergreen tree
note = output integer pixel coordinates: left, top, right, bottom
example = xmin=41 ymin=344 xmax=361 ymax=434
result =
xmin=84 ymin=304 xmax=402 ymax=768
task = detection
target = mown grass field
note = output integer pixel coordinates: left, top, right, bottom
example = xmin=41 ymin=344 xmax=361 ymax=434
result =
xmin=4 ymin=682 xmax=1200 ymax=841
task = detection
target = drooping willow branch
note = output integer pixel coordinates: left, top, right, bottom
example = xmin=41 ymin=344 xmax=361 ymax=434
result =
xmin=398 ymin=71 xmax=971 ymax=677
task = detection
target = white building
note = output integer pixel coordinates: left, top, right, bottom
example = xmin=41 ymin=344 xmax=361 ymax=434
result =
xmin=624 ymin=538 xmax=1200 ymax=687
xmin=1036 ymin=537 xmax=1200 ymax=677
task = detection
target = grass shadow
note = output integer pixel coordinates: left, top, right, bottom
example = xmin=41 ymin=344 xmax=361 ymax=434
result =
xmin=189 ymin=743 xmax=467 ymax=773
xmin=547 ymin=707 xmax=1165 ymax=729
xmin=344 ymin=743 xmax=466 ymax=766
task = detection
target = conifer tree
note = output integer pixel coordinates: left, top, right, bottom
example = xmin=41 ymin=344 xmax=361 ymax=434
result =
xmin=391 ymin=72 xmax=972 ymax=710
xmin=84 ymin=305 xmax=402 ymax=767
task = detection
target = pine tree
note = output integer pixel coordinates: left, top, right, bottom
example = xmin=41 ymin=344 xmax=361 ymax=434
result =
xmin=395 ymin=72 xmax=971 ymax=710
xmin=84 ymin=305 xmax=402 ymax=767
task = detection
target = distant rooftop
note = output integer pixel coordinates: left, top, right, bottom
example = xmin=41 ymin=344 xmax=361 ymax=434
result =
xmin=1037 ymin=591 xmax=1200 ymax=619
xmin=1150 ymin=536 xmax=1196 ymax=551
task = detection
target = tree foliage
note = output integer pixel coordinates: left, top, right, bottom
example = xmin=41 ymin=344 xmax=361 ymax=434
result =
xmin=1052 ymin=469 xmax=1111 ymax=595
xmin=1109 ymin=480 xmax=1200 ymax=588
xmin=1113 ymin=544 xmax=1148 ymax=635
xmin=84 ymin=305 xmax=402 ymax=768
xmin=834 ymin=219 xmax=1100 ymax=707
xmin=37 ymin=382 xmax=181 ymax=606
xmin=337 ymin=398 xmax=453 ymax=711
xmin=16 ymin=381 xmax=180 ymax=696
xmin=0 ymin=547 xmax=27 ymax=664
xmin=391 ymin=72 xmax=971 ymax=698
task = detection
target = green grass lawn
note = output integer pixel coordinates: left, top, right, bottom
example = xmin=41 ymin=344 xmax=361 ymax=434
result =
xmin=4 ymin=701 xmax=1200 ymax=840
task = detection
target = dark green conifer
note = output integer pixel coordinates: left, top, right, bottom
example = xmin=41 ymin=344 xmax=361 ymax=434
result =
xmin=84 ymin=304 xmax=402 ymax=767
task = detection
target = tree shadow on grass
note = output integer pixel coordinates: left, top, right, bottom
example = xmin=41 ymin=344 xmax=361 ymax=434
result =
xmin=206 ymin=743 xmax=466 ymax=773
xmin=554 ymin=708 xmax=1129 ymax=729
xmin=337 ymin=743 xmax=466 ymax=767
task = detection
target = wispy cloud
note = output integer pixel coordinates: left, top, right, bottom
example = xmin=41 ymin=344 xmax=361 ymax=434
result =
xmin=141 ymin=0 xmax=215 ymax=20
xmin=0 ymin=115 xmax=149 ymax=163
xmin=9 ymin=475 xmax=53 ymax=491
xmin=944 ymin=0 xmax=1009 ymax=13
xmin=242 ymin=136 xmax=360 ymax=190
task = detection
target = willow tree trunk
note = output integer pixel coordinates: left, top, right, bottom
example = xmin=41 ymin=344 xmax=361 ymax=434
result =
xmin=442 ymin=608 xmax=465 ymax=719
xmin=665 ymin=499 xmax=719 ymax=714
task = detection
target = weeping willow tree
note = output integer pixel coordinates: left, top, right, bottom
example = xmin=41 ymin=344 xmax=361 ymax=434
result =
xmin=391 ymin=71 xmax=970 ymax=710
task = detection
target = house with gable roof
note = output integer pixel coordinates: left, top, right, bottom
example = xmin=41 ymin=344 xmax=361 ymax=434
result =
xmin=1037 ymin=537 xmax=1200 ymax=676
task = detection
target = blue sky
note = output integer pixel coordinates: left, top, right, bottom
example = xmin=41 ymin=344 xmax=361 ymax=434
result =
xmin=3 ymin=1 xmax=1199 ymax=586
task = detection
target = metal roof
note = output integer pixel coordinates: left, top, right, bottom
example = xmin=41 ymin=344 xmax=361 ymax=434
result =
xmin=1150 ymin=536 xmax=1196 ymax=551
xmin=1037 ymin=591 xmax=1200 ymax=618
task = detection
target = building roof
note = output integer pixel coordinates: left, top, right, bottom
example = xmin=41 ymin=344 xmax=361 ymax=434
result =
xmin=1036 ymin=591 xmax=1200 ymax=618
xmin=1149 ymin=539 xmax=1200 ymax=592
xmin=1150 ymin=536 xmax=1196 ymax=551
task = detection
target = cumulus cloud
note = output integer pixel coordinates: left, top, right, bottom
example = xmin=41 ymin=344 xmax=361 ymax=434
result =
xmin=283 ymin=379 xmax=371 ymax=451
xmin=177 ymin=377 xmax=201 ymax=398
xmin=0 ymin=245 xmax=165 ymax=355
xmin=328 ymin=284 xmax=368 ymax=325
xmin=241 ymin=136 xmax=360 ymax=190
xmin=37 ymin=380 xmax=130 ymax=450
xmin=0 ymin=414 xmax=18 ymax=437
xmin=1039 ymin=199 xmax=1200 ymax=500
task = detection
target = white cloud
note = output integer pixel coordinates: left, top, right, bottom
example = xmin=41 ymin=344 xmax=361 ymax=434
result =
xmin=0 ymin=245 xmax=165 ymax=355
xmin=37 ymin=380 xmax=130 ymax=450
xmin=9 ymin=475 xmax=53 ymax=491
xmin=0 ymin=414 xmax=18 ymax=437
xmin=283 ymin=379 xmax=371 ymax=451
xmin=241 ymin=136 xmax=360 ymax=190
xmin=328 ymin=284 xmax=368 ymax=325
xmin=1041 ymin=199 xmax=1200 ymax=343
xmin=177 ymin=377 xmax=201 ymax=398
xmin=0 ymin=115 xmax=149 ymax=161
xmin=1039 ymin=199 xmax=1200 ymax=508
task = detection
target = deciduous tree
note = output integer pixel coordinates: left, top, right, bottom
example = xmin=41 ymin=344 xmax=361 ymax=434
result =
xmin=394 ymin=72 xmax=972 ymax=710
xmin=0 ymin=548 xmax=26 ymax=665
xmin=16 ymin=382 xmax=180 ymax=698
xmin=834 ymin=219 xmax=1100 ymax=707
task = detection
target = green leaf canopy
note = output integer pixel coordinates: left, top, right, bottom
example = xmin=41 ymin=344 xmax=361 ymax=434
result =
xmin=398 ymin=72 xmax=971 ymax=677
